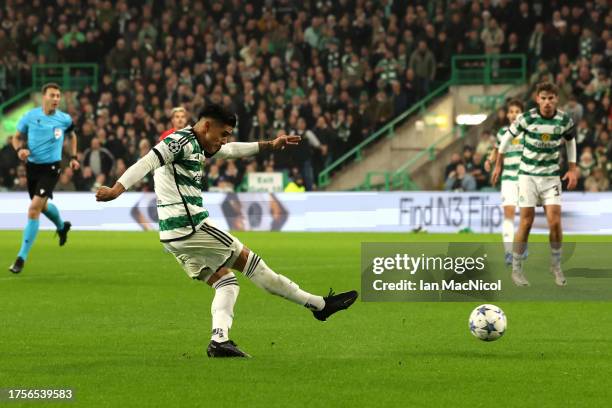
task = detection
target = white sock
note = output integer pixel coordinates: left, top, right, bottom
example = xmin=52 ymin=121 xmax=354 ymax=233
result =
xmin=551 ymin=247 xmax=562 ymax=268
xmin=502 ymin=218 xmax=514 ymax=254
xmin=512 ymin=252 xmax=523 ymax=274
xmin=211 ymin=273 xmax=239 ymax=343
xmin=243 ymin=252 xmax=325 ymax=311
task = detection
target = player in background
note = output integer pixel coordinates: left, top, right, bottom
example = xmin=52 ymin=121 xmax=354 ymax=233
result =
xmin=159 ymin=106 xmax=188 ymax=141
xmin=486 ymin=100 xmax=525 ymax=266
xmin=492 ymin=83 xmax=578 ymax=287
xmin=9 ymin=83 xmax=80 ymax=273
xmin=96 ymin=104 xmax=358 ymax=357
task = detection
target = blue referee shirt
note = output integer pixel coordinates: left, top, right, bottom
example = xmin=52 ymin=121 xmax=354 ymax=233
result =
xmin=16 ymin=107 xmax=74 ymax=164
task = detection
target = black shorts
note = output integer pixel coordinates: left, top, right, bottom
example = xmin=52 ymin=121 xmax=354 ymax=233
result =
xmin=26 ymin=161 xmax=61 ymax=199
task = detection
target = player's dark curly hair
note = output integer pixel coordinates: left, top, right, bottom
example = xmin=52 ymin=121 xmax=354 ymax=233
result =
xmin=507 ymin=99 xmax=524 ymax=111
xmin=198 ymin=104 xmax=237 ymax=127
xmin=536 ymin=82 xmax=558 ymax=96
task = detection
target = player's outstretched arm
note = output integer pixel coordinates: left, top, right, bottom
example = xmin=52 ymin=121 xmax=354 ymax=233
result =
xmin=213 ymin=134 xmax=301 ymax=159
xmin=95 ymin=148 xmax=162 ymax=201
xmin=562 ymin=137 xmax=578 ymax=190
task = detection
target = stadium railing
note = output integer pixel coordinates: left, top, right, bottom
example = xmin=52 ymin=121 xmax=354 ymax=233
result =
xmin=318 ymin=79 xmax=453 ymax=188
xmin=32 ymin=63 xmax=99 ymax=92
xmin=359 ymin=82 xmax=518 ymax=191
xmin=359 ymin=128 xmax=459 ymax=191
xmin=2 ymin=63 xmax=99 ymax=120
xmin=0 ymin=87 xmax=34 ymax=121
xmin=319 ymin=54 xmax=527 ymax=190
xmin=451 ymin=54 xmax=527 ymax=85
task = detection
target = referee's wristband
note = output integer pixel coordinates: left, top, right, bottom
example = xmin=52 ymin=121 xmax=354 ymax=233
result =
xmin=71 ymin=155 xmax=78 ymax=161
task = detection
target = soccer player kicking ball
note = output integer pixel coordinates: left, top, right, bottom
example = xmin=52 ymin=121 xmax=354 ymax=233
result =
xmin=95 ymin=104 xmax=358 ymax=357
xmin=486 ymin=100 xmax=525 ymax=266
xmin=9 ymin=83 xmax=80 ymax=273
xmin=493 ymin=83 xmax=578 ymax=287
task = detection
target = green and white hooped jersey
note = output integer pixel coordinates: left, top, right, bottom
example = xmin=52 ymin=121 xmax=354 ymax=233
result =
xmin=496 ymin=125 xmax=523 ymax=182
xmin=508 ymin=108 xmax=575 ymax=177
xmin=152 ymin=127 xmax=208 ymax=242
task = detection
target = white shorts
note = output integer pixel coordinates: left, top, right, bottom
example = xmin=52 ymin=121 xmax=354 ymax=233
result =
xmin=518 ymin=175 xmax=562 ymax=207
xmin=500 ymin=180 xmax=519 ymax=207
xmin=162 ymin=219 xmax=243 ymax=281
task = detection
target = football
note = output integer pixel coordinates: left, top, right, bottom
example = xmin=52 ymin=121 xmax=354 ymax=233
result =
xmin=469 ymin=304 xmax=507 ymax=341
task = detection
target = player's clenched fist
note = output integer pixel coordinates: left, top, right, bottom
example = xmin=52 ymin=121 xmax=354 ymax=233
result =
xmin=17 ymin=149 xmax=30 ymax=161
xmin=95 ymin=184 xmax=125 ymax=202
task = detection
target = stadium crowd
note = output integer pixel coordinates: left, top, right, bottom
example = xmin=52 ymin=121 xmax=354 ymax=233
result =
xmin=443 ymin=0 xmax=611 ymax=192
xmin=0 ymin=0 xmax=610 ymax=192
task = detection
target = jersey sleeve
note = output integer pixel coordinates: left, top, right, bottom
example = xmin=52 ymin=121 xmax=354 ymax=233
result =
xmin=64 ymin=114 xmax=75 ymax=133
xmin=495 ymin=127 xmax=506 ymax=148
xmin=16 ymin=111 xmax=30 ymax=134
xmin=153 ymin=132 xmax=195 ymax=165
xmin=562 ymin=115 xmax=576 ymax=141
xmin=211 ymin=142 xmax=259 ymax=159
xmin=507 ymin=114 xmax=527 ymax=137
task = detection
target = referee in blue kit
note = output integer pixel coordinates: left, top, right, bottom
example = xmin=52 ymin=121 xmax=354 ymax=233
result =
xmin=9 ymin=83 xmax=80 ymax=273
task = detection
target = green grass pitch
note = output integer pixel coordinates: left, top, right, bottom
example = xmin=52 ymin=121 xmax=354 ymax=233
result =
xmin=1 ymin=230 xmax=611 ymax=407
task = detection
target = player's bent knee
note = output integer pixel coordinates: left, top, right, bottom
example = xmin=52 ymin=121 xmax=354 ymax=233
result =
xmin=231 ymin=246 xmax=250 ymax=272
xmin=207 ymin=267 xmax=233 ymax=286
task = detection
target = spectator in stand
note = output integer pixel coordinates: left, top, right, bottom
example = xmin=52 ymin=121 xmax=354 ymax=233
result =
xmin=56 ymin=168 xmax=76 ymax=191
xmin=470 ymin=152 xmax=489 ymax=190
xmin=83 ymin=138 xmax=115 ymax=177
xmin=476 ymin=130 xmax=495 ymax=157
xmin=462 ymin=146 xmax=475 ymax=172
xmin=481 ymin=17 xmax=505 ymax=55
xmin=1 ymin=1 xmax=611 ymax=193
xmin=445 ymin=163 xmax=477 ymax=192
xmin=585 ymin=167 xmax=610 ymax=191
xmin=0 ymin=136 xmax=19 ymax=189
xmin=408 ymin=41 xmax=436 ymax=97
xmin=445 ymin=152 xmax=462 ymax=178
xmin=292 ymin=117 xmax=323 ymax=191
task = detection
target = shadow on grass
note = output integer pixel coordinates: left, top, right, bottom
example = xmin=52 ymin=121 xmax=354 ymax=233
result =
xmin=564 ymin=268 xmax=612 ymax=278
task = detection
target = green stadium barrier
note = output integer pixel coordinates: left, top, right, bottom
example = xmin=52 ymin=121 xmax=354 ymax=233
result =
xmin=32 ymin=63 xmax=99 ymax=92
xmin=360 ymin=129 xmax=459 ymax=191
xmin=318 ymin=79 xmax=453 ymax=188
xmin=318 ymin=54 xmax=527 ymax=189
xmin=359 ymin=83 xmax=517 ymax=192
xmin=0 ymin=87 xmax=34 ymax=121
xmin=451 ymin=54 xmax=526 ymax=85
